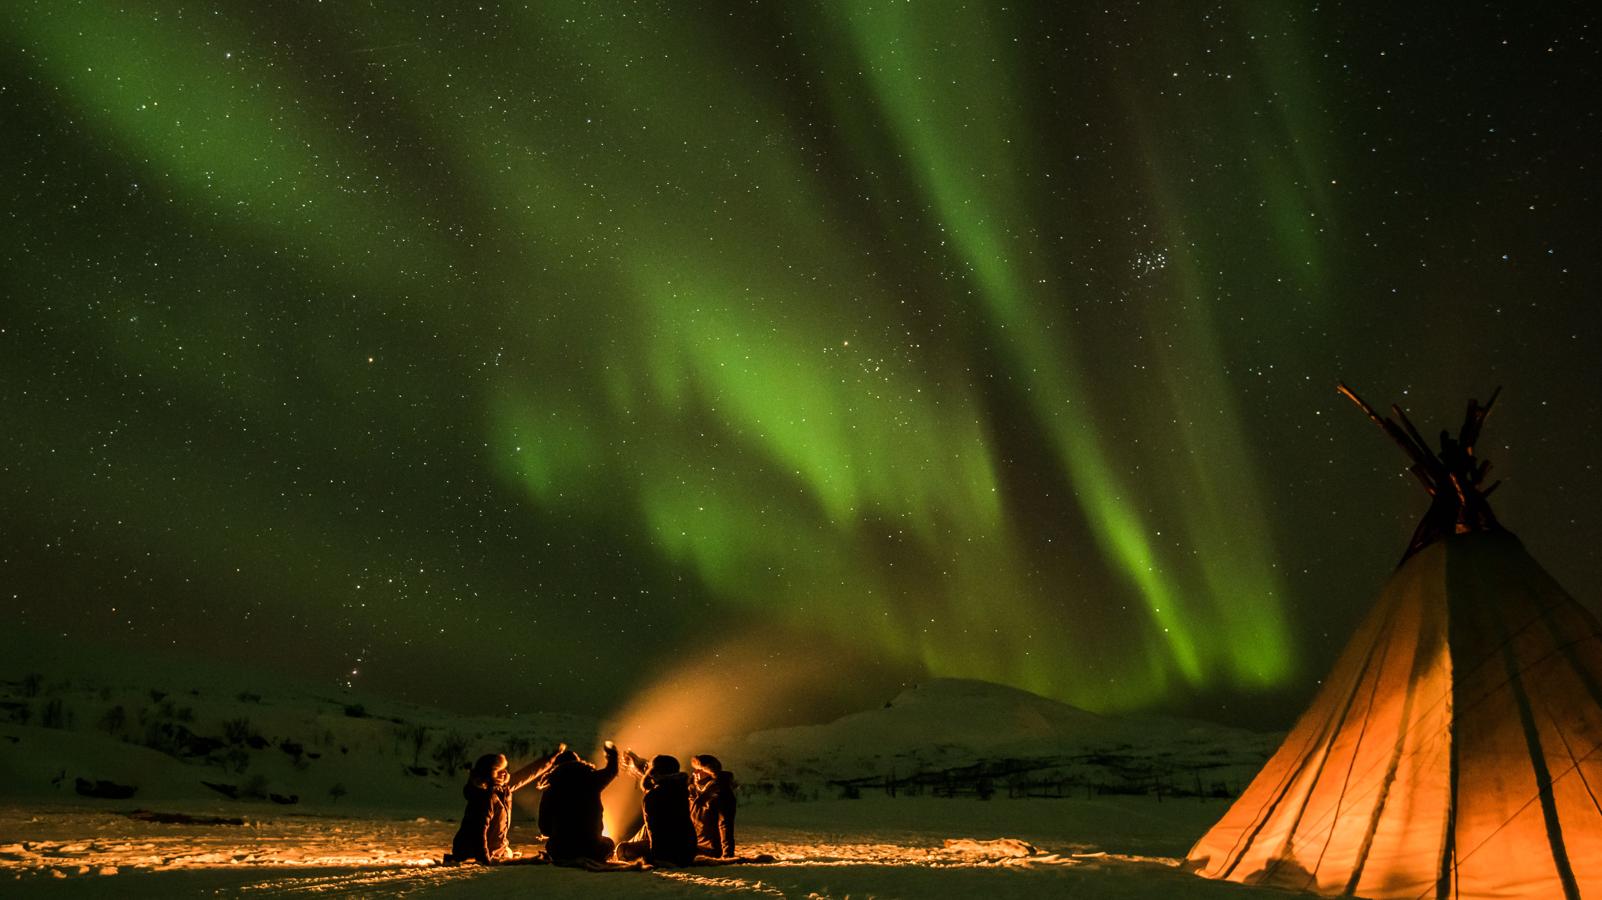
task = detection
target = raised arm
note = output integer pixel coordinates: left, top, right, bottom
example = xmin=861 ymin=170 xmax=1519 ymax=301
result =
xmin=507 ymin=745 xmax=563 ymax=793
xmin=622 ymin=748 xmax=650 ymax=784
xmin=596 ymin=741 xmax=619 ymax=788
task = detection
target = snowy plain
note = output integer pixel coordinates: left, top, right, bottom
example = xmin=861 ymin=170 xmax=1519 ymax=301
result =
xmin=1 ymin=797 xmax=1301 ymax=898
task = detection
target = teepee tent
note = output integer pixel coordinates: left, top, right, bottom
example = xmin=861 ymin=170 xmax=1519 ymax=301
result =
xmin=1187 ymin=386 xmax=1602 ymax=899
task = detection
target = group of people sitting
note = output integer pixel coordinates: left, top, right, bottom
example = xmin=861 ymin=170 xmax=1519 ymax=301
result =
xmin=447 ymin=740 xmax=737 ymax=868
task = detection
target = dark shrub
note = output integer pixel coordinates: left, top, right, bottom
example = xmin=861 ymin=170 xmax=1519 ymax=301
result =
xmin=223 ymin=718 xmax=258 ymax=746
xmin=97 ymin=705 xmax=127 ymax=736
xmin=41 ymin=698 xmax=73 ymax=729
xmin=432 ymin=731 xmax=471 ymax=774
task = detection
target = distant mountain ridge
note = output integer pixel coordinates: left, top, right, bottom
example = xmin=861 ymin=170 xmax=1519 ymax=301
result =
xmin=734 ymin=678 xmax=1277 ymax=798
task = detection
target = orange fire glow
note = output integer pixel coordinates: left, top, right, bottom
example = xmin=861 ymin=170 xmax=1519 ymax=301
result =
xmin=596 ymin=628 xmax=894 ymax=838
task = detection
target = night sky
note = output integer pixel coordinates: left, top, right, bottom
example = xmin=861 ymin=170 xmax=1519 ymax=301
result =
xmin=3 ymin=2 xmax=1598 ymax=729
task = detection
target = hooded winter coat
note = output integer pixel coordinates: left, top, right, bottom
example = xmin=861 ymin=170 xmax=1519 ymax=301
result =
xmin=691 ymin=770 xmax=737 ymax=857
xmin=638 ymin=770 xmax=699 ymax=866
xmin=536 ymin=745 xmax=619 ymax=860
xmin=450 ymin=762 xmax=542 ymax=862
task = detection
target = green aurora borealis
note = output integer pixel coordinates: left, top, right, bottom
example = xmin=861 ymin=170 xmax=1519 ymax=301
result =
xmin=3 ymin=2 xmax=1598 ymax=726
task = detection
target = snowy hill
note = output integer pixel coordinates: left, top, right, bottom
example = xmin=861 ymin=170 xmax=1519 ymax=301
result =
xmin=732 ymin=679 xmax=1278 ymax=800
xmin=745 ymin=678 xmax=1120 ymax=759
xmin=0 ymin=667 xmax=597 ymax=816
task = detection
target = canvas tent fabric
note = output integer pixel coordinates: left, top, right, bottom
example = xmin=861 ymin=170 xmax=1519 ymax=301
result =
xmin=1186 ymin=530 xmax=1602 ymax=899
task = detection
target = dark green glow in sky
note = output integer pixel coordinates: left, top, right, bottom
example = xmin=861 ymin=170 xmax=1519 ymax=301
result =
xmin=3 ymin=2 xmax=1597 ymax=726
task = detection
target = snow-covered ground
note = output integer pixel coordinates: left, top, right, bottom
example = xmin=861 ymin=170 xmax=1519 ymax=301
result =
xmin=0 ymin=664 xmax=1305 ymax=897
xmin=2 ymin=798 xmax=1300 ymax=898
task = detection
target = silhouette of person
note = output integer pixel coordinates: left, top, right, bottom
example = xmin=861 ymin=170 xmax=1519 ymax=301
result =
xmin=690 ymin=754 xmax=737 ymax=857
xmin=536 ymin=741 xmax=619 ymax=863
xmin=616 ymin=753 xmax=699 ymax=866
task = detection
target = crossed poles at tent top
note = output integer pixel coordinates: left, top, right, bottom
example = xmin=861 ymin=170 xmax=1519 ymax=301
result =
xmin=1336 ymin=382 xmax=1504 ymax=564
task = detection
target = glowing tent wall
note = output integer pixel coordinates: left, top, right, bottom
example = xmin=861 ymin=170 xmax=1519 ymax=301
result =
xmin=1187 ymin=532 xmax=1602 ymax=899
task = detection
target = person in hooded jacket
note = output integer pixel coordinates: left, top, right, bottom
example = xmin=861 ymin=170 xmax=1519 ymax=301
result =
xmin=536 ymin=741 xmax=619 ymax=862
xmin=615 ymin=754 xmax=699 ymax=866
xmin=449 ymin=750 xmax=551 ymax=864
xmin=689 ymin=754 xmax=737 ymax=858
